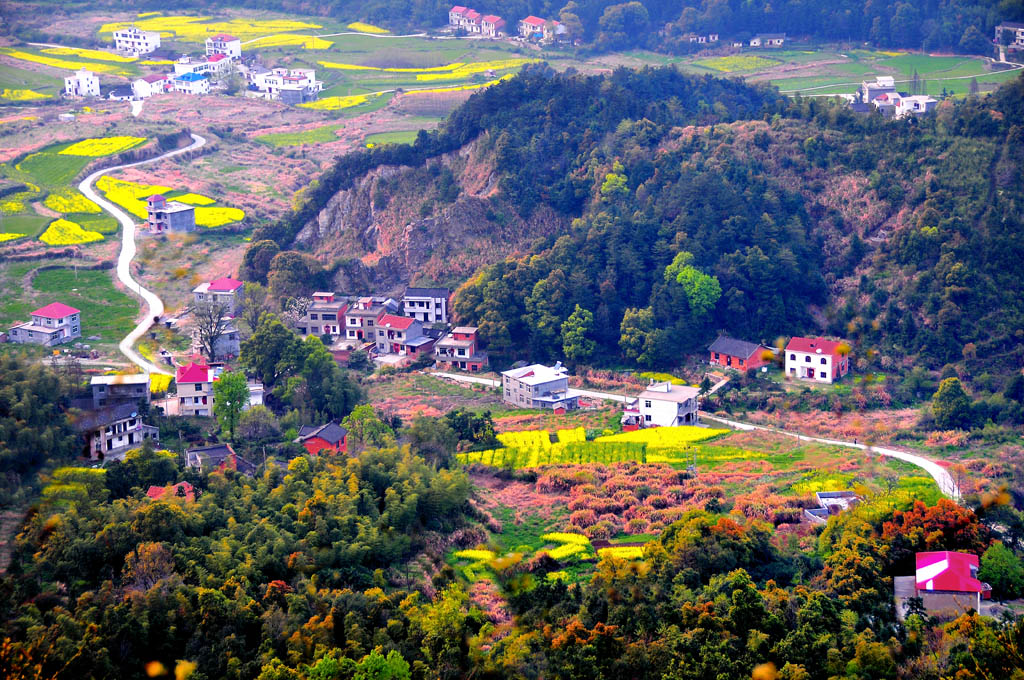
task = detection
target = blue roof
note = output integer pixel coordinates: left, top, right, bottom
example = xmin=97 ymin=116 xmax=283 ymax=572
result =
xmin=176 ymin=72 xmax=207 ymax=82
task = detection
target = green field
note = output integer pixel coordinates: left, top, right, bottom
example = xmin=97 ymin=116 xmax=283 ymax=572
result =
xmin=0 ymin=214 xmax=48 ymax=237
xmin=0 ymin=63 xmax=63 ymax=99
xmin=0 ymin=266 xmax=135 ymax=346
xmin=254 ymin=122 xmax=346 ymax=146
xmin=364 ymin=129 xmax=419 ymax=146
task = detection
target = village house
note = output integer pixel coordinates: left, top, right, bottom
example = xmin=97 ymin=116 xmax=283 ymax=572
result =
xmin=750 ymin=33 xmax=785 ymax=47
xmin=374 ymin=314 xmax=437 ymax=358
xmin=501 ymin=362 xmax=579 ymax=411
xmin=518 ymin=15 xmax=547 ymax=39
xmin=186 ymin=442 xmax=257 ymax=475
xmin=296 ymin=291 xmax=348 ymax=340
xmin=449 ymin=6 xmax=469 ymax=25
xmin=146 ymin=194 xmax=196 ymax=233
xmin=206 ymin=33 xmax=242 ymax=59
xmin=434 ymin=326 xmax=488 ymax=372
xmin=251 ymin=68 xmax=323 ymax=104
xmin=91 ymin=373 xmax=151 ymax=409
xmin=456 ymin=8 xmax=483 ymax=32
xmin=480 ymin=15 xmax=506 ymax=37
xmin=64 ymin=68 xmax=100 ymax=98
xmin=784 ymin=336 xmax=849 ymax=383
xmin=402 ymin=286 xmax=450 ymax=324
xmin=132 ymin=73 xmax=168 ymax=99
xmin=344 ymin=297 xmax=399 ymax=341
xmin=860 ymin=75 xmax=898 ymax=103
xmin=146 ymin=481 xmax=196 ymax=502
xmin=708 ymin=336 xmax=772 ymax=371
xmin=893 ymin=94 xmax=938 ymax=118
xmin=192 ymin=276 xmax=243 ymax=315
xmin=7 ymin=302 xmax=81 ymax=346
xmin=295 ymin=422 xmax=349 ymax=455
xmin=996 ymin=21 xmax=1024 ymax=50
xmin=621 ymin=380 xmax=700 ymax=429
xmin=176 ymin=362 xmax=216 ymax=417
xmin=78 ymin=402 xmax=160 ymax=460
xmin=803 ymin=490 xmax=861 ymax=524
xmin=107 ymin=85 xmax=134 ymax=101
xmin=894 ymin=551 xmax=991 ymax=619
xmin=113 ymin=26 xmax=161 ymax=55
xmin=173 ymin=72 xmax=210 ymax=95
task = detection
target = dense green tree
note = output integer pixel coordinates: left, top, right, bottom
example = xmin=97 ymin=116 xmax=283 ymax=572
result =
xmin=932 ymin=377 xmax=973 ymax=429
xmin=978 ymin=542 xmax=1024 ymax=600
xmin=240 ymin=315 xmax=304 ymax=388
xmin=213 ymin=371 xmax=250 ymax=440
xmin=561 ymin=304 xmax=597 ymax=364
xmin=342 ymin=405 xmax=396 ymax=448
xmin=405 ymin=417 xmax=458 ymax=468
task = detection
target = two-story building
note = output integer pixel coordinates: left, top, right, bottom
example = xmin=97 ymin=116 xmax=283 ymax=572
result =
xmin=501 ymin=362 xmax=578 ymax=411
xmin=174 ymin=72 xmax=211 ymax=95
xmin=251 ymin=68 xmax=323 ymax=104
xmin=192 ymin=276 xmax=244 ymax=315
xmin=344 ymin=297 xmax=398 ymax=342
xmin=113 ymin=26 xmax=161 ymax=55
xmin=176 ymin=362 xmax=216 ymax=417
xmin=8 ymin=302 xmax=81 ymax=346
xmin=296 ymin=291 xmax=348 ymax=340
xmin=147 ymin=194 xmax=196 ymax=233
xmin=784 ymin=337 xmax=849 ymax=383
xmin=708 ymin=336 xmax=772 ymax=371
xmin=621 ymin=381 xmax=700 ymax=429
xmin=64 ymin=68 xmax=100 ymax=98
xmin=996 ymin=21 xmax=1024 ymax=51
xmin=519 ymin=15 xmax=546 ymax=38
xmin=374 ymin=314 xmax=437 ymax=357
xmin=206 ymin=33 xmax=242 ymax=59
xmin=78 ymin=402 xmax=160 ymax=460
xmin=91 ymin=373 xmax=151 ymax=409
xmin=434 ymin=326 xmax=488 ymax=372
xmin=402 ymin=286 xmax=450 ymax=323
xmin=132 ymin=73 xmax=169 ymax=99
xmin=480 ymin=15 xmax=506 ymax=37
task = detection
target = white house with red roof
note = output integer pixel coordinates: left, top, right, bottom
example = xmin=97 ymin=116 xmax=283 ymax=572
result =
xmin=913 ymin=551 xmax=991 ymax=615
xmin=784 ymin=336 xmax=849 ymax=383
xmin=480 ymin=15 xmax=506 ymax=37
xmin=132 ymin=73 xmax=169 ymax=99
xmin=176 ymin=362 xmax=217 ymax=417
xmin=192 ymin=276 xmax=244 ymax=316
xmin=7 ymin=302 xmax=81 ymax=346
xmin=206 ymin=33 xmax=242 ymax=59
xmin=374 ymin=313 xmax=436 ymax=359
xmin=449 ymin=6 xmax=469 ymax=25
xmin=518 ymin=15 xmax=547 ymax=38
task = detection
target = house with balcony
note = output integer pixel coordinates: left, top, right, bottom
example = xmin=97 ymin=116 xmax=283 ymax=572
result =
xmin=192 ymin=276 xmax=244 ymax=315
xmin=77 ymin=402 xmax=159 ymax=461
xmin=344 ymin=297 xmax=399 ymax=342
xmin=64 ymin=68 xmax=100 ymax=98
xmin=996 ymin=21 xmax=1024 ymax=51
xmin=176 ymin=362 xmax=216 ymax=417
xmin=251 ymin=68 xmax=323 ymax=104
xmin=501 ymin=362 xmax=578 ymax=411
xmin=621 ymin=381 xmax=700 ymax=430
xmin=784 ymin=337 xmax=849 ymax=383
xmin=296 ymin=291 xmax=348 ymax=340
xmin=91 ymin=373 xmax=151 ymax=409
xmin=146 ymin=194 xmax=196 ymax=233
xmin=434 ymin=326 xmax=488 ymax=371
xmin=206 ymin=33 xmax=242 ymax=59
xmin=480 ymin=15 xmax=506 ymax=37
xmin=113 ymin=26 xmax=161 ymax=55
xmin=7 ymin=302 xmax=81 ymax=346
xmin=173 ymin=72 xmax=210 ymax=95
xmin=374 ymin=314 xmax=437 ymax=358
xmin=402 ymin=286 xmax=450 ymax=323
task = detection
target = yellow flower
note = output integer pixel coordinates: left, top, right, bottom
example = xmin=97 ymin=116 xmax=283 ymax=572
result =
xmin=1 ymin=88 xmax=51 ymax=100
xmin=299 ymin=94 xmax=372 ymax=110
xmin=44 ymin=188 xmax=101 ymax=214
xmin=42 ymin=47 xmax=137 ymax=63
xmin=39 ymin=218 xmax=104 ymax=245
xmin=173 ymin=192 xmax=216 ymax=205
xmin=347 ymin=22 xmax=389 ymax=34
xmin=598 ymin=546 xmax=644 ymax=560
xmin=60 ymin=136 xmax=147 ymax=157
xmin=149 ymin=374 xmax=172 ymax=393
xmin=247 ymin=34 xmax=333 ymax=49
xmin=0 ymin=233 xmax=26 ymax=242
xmin=99 ymin=16 xmax=321 ymax=42
xmin=194 ymin=206 xmax=245 ymax=227
xmin=0 ymin=48 xmax=126 ymax=75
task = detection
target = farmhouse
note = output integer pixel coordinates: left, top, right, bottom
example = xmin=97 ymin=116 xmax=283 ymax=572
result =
xmin=518 ymin=15 xmax=546 ymax=39
xmin=434 ymin=326 xmax=488 ymax=371
xmin=708 ymin=335 xmax=772 ymax=371
xmin=344 ymin=297 xmax=399 ymax=341
xmin=78 ymin=402 xmax=160 ymax=460
xmin=146 ymin=481 xmax=196 ymax=502
xmin=861 ymin=75 xmax=898 ymax=103
xmin=750 ymin=33 xmax=785 ymax=47
xmin=173 ymin=72 xmax=210 ymax=95
xmin=132 ymin=73 xmax=168 ymax=99
xmin=296 ymin=291 xmax=348 ymax=340
xmin=501 ymin=362 xmax=579 ymax=411
xmin=7 ymin=302 xmax=81 ymax=346
xmin=146 ymin=194 xmax=196 ymax=233
xmin=107 ymin=85 xmax=134 ymax=101
xmin=186 ymin=442 xmax=256 ymax=475
xmin=403 ymin=286 xmax=450 ymax=324
xmin=295 ymin=422 xmax=348 ymax=455
xmin=206 ymin=33 xmax=242 ymax=59
xmin=113 ymin=26 xmax=161 ymax=55
xmin=996 ymin=21 xmax=1024 ymax=50
xmin=251 ymin=68 xmax=323 ymax=104
xmin=480 ymin=15 xmax=506 ymax=37
xmin=192 ymin=276 xmax=243 ymax=315
xmin=621 ymin=381 xmax=700 ymax=429
xmin=374 ymin=314 xmax=437 ymax=358
xmin=893 ymin=94 xmax=938 ymax=118
xmin=176 ymin=362 xmax=216 ymax=417
xmin=901 ymin=551 xmax=992 ymax=617
xmin=91 ymin=373 xmax=151 ymax=409
xmin=784 ymin=336 xmax=849 ymax=383
xmin=64 ymin=68 xmax=100 ymax=98
xmin=803 ymin=490 xmax=861 ymax=524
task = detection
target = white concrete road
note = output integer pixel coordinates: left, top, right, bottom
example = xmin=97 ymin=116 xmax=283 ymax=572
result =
xmin=430 ymin=370 xmax=959 ymax=500
xmin=79 ymin=133 xmax=207 ymax=375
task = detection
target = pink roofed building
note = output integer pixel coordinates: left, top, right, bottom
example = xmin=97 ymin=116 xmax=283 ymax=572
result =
xmin=146 ymin=481 xmax=196 ymax=502
xmin=176 ymin=362 xmax=217 ymax=417
xmin=784 ymin=336 xmax=850 ymax=383
xmin=8 ymin=302 xmax=81 ymax=346
xmin=480 ymin=14 xmax=506 ymax=37
xmin=914 ymin=551 xmax=991 ymax=615
xmin=206 ymin=33 xmax=241 ymax=59
xmin=519 ymin=15 xmax=545 ymax=38
xmin=193 ymin=276 xmax=244 ymax=315
xmin=374 ymin=313 xmax=436 ymax=358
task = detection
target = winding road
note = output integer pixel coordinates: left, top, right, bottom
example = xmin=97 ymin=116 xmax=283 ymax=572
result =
xmin=79 ymin=133 xmax=207 ymax=375
xmin=429 ymin=371 xmax=960 ymax=501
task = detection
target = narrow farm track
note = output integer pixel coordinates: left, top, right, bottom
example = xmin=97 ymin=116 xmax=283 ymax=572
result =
xmin=431 ymin=371 xmax=960 ymax=501
xmin=79 ymin=133 xmax=207 ymax=375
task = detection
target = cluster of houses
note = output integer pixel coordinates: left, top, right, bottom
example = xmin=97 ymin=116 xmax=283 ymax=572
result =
xmin=448 ymin=6 xmax=507 ymax=38
xmin=995 ymin=22 xmax=1024 ymax=51
xmin=708 ymin=334 xmax=850 ymax=384
xmin=846 ymin=76 xmax=938 ymax=118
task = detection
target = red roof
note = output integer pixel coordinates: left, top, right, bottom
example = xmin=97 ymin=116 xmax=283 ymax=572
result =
xmin=32 ymin=302 xmax=80 ymax=319
xmin=210 ymin=33 xmax=238 ymax=41
xmin=785 ymin=336 xmax=844 ymax=356
xmin=142 ymin=74 xmax=167 ymax=83
xmin=147 ymin=194 xmax=166 ymax=202
xmin=146 ymin=481 xmax=195 ymax=502
xmin=176 ymin=362 xmax=211 ymax=384
xmin=207 ymin=276 xmax=243 ymax=292
xmin=379 ymin=314 xmax=415 ymax=330
xmin=916 ymin=551 xmax=983 ymax=593
xmin=465 ymin=9 xmax=481 ymax=19
xmin=208 ymin=53 xmax=228 ymax=62
xmin=522 ymin=15 xmax=545 ymax=26
xmin=482 ymin=14 xmax=503 ymax=22
xmin=450 ymin=5 xmax=468 ymax=13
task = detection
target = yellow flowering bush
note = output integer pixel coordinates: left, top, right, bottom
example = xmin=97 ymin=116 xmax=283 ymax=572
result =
xmin=541 ymin=532 xmax=591 ymax=546
xmin=44 ymin=189 xmax=101 ymax=214
xmin=172 ymin=192 xmax=216 ymax=205
xmin=598 ymin=546 xmax=645 ymax=560
xmin=194 ymin=206 xmax=245 ymax=227
xmin=546 ymin=543 xmax=586 ymax=561
xmin=42 ymin=47 xmax=137 ymax=63
xmin=39 ymin=218 xmax=103 ymax=245
xmin=1 ymin=199 xmax=24 ymax=213
xmin=0 ymin=49 xmax=125 ymax=75
xmin=546 ymin=570 xmax=570 ymax=582
xmin=556 ymin=427 xmax=586 ymax=443
xmin=347 ymin=22 xmax=389 ymax=34
xmin=454 ymin=549 xmax=495 ymax=561
xmin=149 ymin=374 xmax=172 ymax=393
xmin=1 ymin=88 xmax=51 ymax=100
xmin=0 ymin=233 xmax=26 ymax=242
xmin=60 ymin=136 xmax=147 ymax=157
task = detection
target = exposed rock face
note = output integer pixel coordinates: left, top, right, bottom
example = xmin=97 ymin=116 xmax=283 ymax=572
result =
xmin=294 ymin=135 xmax=568 ymax=294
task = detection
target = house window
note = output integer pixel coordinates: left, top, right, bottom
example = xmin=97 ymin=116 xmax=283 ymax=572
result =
xmin=789 ymin=353 xmax=795 ymax=360
xmin=378 ymin=330 xmax=384 ymax=337
xmin=805 ymin=356 xmax=811 ymax=362
xmin=644 ymin=415 xmax=651 ymax=422
xmin=644 ymin=400 xmax=652 ymax=408
xmin=310 ymin=314 xmax=318 ymax=320
xmin=713 ymin=353 xmax=719 ymax=360
xmin=820 ymin=357 xmax=827 ymax=364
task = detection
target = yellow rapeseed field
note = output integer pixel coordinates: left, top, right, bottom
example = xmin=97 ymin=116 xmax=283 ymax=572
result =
xmin=44 ymin=189 xmax=101 ymax=214
xmin=194 ymin=206 xmax=245 ymax=227
xmin=1 ymin=88 xmax=51 ymax=100
xmin=140 ymin=59 xmax=174 ymax=65
xmin=695 ymin=55 xmax=777 ymax=72
xmin=406 ymin=74 xmax=514 ymax=95
xmin=246 ymin=34 xmax=333 ymax=49
xmin=0 ymin=48 xmax=125 ymax=74
xmin=347 ymin=22 xmax=389 ymax=34
xmin=319 ymin=60 xmax=466 ymax=72
xmin=598 ymin=546 xmax=644 ymax=560
xmin=97 ymin=176 xmax=172 ymax=219
xmin=0 ymin=233 xmax=25 ymax=242
xmin=60 ymin=136 xmax=147 ymax=157
xmin=299 ymin=93 xmax=371 ymax=110
xmin=149 ymin=374 xmax=173 ymax=393
xmin=413 ymin=58 xmax=537 ymax=81
xmin=42 ymin=47 xmax=137 ymax=63
xmin=39 ymin=218 xmax=103 ymax=245
xmin=173 ymin=192 xmax=216 ymax=205
xmin=99 ymin=16 xmax=322 ymax=42
xmin=594 ymin=426 xmax=728 ymax=446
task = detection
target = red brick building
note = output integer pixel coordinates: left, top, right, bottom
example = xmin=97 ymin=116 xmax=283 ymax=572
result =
xmin=708 ymin=336 xmax=773 ymax=371
xmin=434 ymin=326 xmax=488 ymax=372
xmin=296 ymin=422 xmax=348 ymax=455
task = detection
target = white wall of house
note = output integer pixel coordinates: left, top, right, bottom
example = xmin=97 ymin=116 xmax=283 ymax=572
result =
xmin=785 ymin=350 xmax=836 ymax=383
xmin=64 ymin=69 xmax=100 ymax=97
